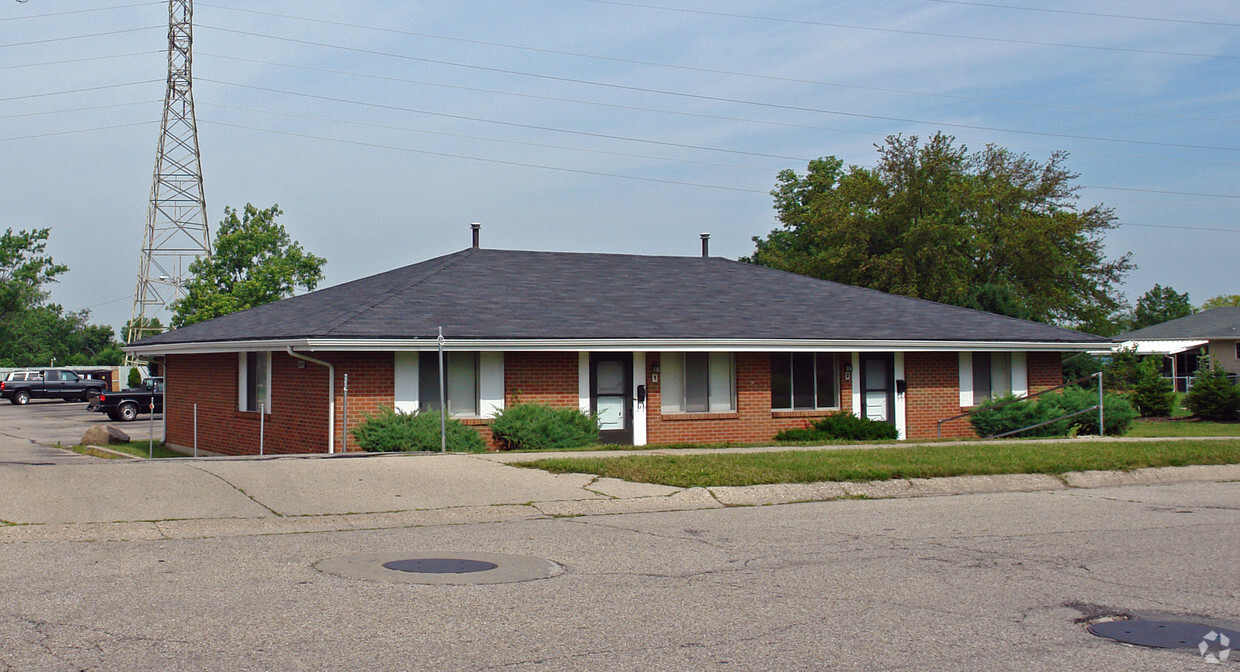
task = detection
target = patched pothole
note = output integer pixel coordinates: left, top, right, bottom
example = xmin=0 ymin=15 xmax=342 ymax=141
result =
xmin=315 ymin=552 xmax=563 ymax=585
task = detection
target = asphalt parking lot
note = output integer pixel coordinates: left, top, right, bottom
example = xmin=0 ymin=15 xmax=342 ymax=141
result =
xmin=0 ymin=394 xmax=161 ymax=457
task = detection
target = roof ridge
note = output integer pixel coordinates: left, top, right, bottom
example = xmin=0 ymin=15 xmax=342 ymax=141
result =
xmin=320 ymin=248 xmax=475 ymax=336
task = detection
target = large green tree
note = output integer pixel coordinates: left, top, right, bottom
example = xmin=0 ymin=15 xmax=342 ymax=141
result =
xmin=0 ymin=228 xmax=67 ymax=325
xmin=747 ymin=133 xmax=1132 ymax=330
xmin=1130 ymin=284 xmax=1193 ymax=330
xmin=172 ymin=204 xmax=326 ymax=327
xmin=1200 ymin=294 xmax=1240 ymax=311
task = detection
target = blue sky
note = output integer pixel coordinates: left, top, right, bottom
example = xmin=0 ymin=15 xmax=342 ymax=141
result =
xmin=1 ymin=0 xmax=1237 ymax=334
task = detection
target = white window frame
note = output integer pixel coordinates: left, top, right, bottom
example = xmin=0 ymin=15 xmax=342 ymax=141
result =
xmin=959 ymin=351 xmax=1027 ymax=407
xmin=238 ymin=351 xmax=272 ymax=414
xmin=410 ymin=351 xmax=501 ymax=418
xmin=770 ymin=353 xmax=841 ymax=411
xmin=660 ymin=352 xmax=735 ymax=414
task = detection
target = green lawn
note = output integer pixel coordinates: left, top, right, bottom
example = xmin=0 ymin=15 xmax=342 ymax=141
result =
xmin=69 ymin=440 xmax=185 ymax=459
xmin=1126 ymin=419 xmax=1240 ymax=438
xmin=521 ymin=439 xmax=1240 ymax=488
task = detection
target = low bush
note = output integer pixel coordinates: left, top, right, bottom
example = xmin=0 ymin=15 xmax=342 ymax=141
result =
xmin=1186 ymin=360 xmax=1240 ymax=422
xmin=490 ymin=403 xmax=599 ymax=451
xmin=351 ymin=407 xmax=485 ymax=453
xmin=969 ymin=387 xmax=1136 ymax=438
xmin=773 ymin=413 xmax=898 ymax=442
xmin=1131 ymin=358 xmax=1174 ymax=417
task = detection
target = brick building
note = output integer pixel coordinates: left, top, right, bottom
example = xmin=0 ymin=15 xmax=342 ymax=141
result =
xmin=128 ymin=239 xmax=1108 ymax=455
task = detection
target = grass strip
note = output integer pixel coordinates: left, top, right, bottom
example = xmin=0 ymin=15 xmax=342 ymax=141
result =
xmin=70 ymin=441 xmax=184 ymax=459
xmin=1125 ymin=419 xmax=1240 ymax=438
xmin=521 ymin=439 xmax=1240 ymax=488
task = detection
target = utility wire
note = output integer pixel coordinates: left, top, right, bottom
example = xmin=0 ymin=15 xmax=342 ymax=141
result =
xmin=918 ymin=0 xmax=1240 ymax=28
xmin=0 ymin=100 xmax=157 ymax=120
xmin=197 ymin=26 xmax=1240 ymax=153
xmin=0 ymin=52 xmax=162 ymax=71
xmin=0 ymin=2 xmax=161 ymax=22
xmin=574 ymin=0 xmax=1239 ymax=60
xmin=196 ymin=4 xmax=1237 ymax=124
xmin=198 ymin=78 xmax=808 ymax=161
xmin=196 ymin=52 xmax=1240 ymax=169
xmin=199 ymin=119 xmax=768 ymax=194
xmin=0 ymin=120 xmax=157 ymax=143
xmin=0 ymin=26 xmax=161 ymax=49
xmin=199 ymin=102 xmax=785 ymax=171
xmin=0 ymin=81 xmax=161 ymax=103
xmin=1123 ymin=222 xmax=1240 ymax=233
xmin=1083 ymin=185 xmax=1240 ymax=200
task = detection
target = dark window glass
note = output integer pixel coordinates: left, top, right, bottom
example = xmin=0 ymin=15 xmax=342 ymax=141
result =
xmin=683 ymin=353 xmax=709 ymax=412
xmin=815 ymin=353 xmax=837 ymax=408
xmin=973 ymin=352 xmax=991 ymax=403
xmin=791 ymin=353 xmax=815 ymax=409
xmin=419 ymin=351 xmax=442 ymax=412
xmin=771 ymin=354 xmax=792 ymax=409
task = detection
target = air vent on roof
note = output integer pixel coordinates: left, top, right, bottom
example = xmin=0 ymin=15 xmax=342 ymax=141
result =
xmin=701 ymin=233 xmax=710 ymax=258
xmin=471 ymin=222 xmax=481 ymax=248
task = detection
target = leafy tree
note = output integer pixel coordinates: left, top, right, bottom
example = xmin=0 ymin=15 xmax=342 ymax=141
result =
xmin=1131 ymin=357 xmax=1174 ymax=417
xmin=747 ymin=133 xmax=1132 ymax=328
xmin=123 ymin=315 xmax=164 ymax=344
xmin=1131 ymin=284 xmax=1193 ymax=330
xmin=1185 ymin=359 xmax=1240 ymax=422
xmin=171 ymin=204 xmax=326 ymax=327
xmin=1200 ymin=294 xmax=1240 ymax=311
xmin=0 ymin=228 xmax=67 ymax=326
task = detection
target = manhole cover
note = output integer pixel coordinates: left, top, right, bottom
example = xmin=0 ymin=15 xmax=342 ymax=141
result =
xmin=316 ymin=551 xmax=562 ymax=585
xmin=382 ymin=558 xmax=498 ymax=574
xmin=1088 ymin=619 xmax=1240 ymax=650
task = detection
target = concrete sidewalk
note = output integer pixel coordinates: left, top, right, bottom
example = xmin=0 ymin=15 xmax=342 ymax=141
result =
xmin=2 ymin=434 xmax=1239 ymax=543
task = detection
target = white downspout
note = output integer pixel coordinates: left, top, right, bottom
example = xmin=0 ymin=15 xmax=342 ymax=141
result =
xmin=286 ymin=347 xmax=335 ymax=454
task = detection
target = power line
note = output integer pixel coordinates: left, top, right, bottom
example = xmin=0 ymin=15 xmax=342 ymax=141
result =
xmin=199 ymin=102 xmax=784 ymax=171
xmin=199 ymin=119 xmax=768 ymax=194
xmin=198 ymin=78 xmax=809 ymax=161
xmin=0 ymin=52 xmax=162 ymax=71
xmin=0 ymin=27 xmax=162 ymax=49
xmin=196 ymin=4 xmax=1238 ymax=124
xmin=573 ymin=0 xmax=1239 ymax=60
xmin=0 ymin=81 xmax=162 ymax=103
xmin=0 ymin=100 xmax=158 ymax=120
xmin=1123 ymin=222 xmax=1240 ymax=233
xmin=0 ymin=2 xmax=161 ymax=22
xmin=0 ymin=120 xmax=157 ymax=143
xmin=197 ymin=26 xmax=1240 ymax=153
xmin=918 ymin=0 xmax=1240 ymax=28
xmin=1084 ymin=185 xmax=1240 ymax=200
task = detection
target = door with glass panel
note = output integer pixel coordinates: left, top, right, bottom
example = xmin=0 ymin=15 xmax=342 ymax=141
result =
xmin=590 ymin=353 xmax=633 ymax=444
xmin=859 ymin=353 xmax=895 ymax=425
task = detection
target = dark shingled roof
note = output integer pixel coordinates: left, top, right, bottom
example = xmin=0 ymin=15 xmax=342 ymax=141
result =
xmin=132 ymin=248 xmax=1106 ymax=346
xmin=1117 ymin=307 xmax=1240 ymax=341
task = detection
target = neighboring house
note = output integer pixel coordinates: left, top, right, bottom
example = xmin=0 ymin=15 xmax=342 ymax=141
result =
xmin=126 ymin=234 xmax=1109 ymax=456
xmin=1115 ymin=307 xmax=1240 ymax=390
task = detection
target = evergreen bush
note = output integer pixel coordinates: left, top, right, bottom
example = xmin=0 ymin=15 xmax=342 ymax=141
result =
xmin=490 ymin=403 xmax=600 ymax=450
xmin=351 ymin=407 xmax=485 ymax=453
xmin=773 ymin=413 xmax=898 ymax=442
xmin=1185 ymin=360 xmax=1240 ymax=422
xmin=1131 ymin=358 xmax=1174 ymax=417
xmin=969 ymin=388 xmax=1135 ymax=437
xmin=127 ymin=367 xmax=143 ymax=388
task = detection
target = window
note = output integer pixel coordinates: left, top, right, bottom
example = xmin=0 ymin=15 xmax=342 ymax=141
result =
xmin=418 ymin=351 xmax=479 ymax=417
xmin=660 ymin=352 xmax=734 ymax=413
xmin=971 ymin=352 xmax=1012 ymax=403
xmin=771 ymin=353 xmax=839 ymax=410
xmin=238 ymin=351 xmax=271 ymax=413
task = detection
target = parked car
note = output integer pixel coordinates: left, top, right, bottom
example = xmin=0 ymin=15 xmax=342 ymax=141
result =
xmin=0 ymin=369 xmax=108 ymax=405
xmin=89 ymin=377 xmax=163 ymax=421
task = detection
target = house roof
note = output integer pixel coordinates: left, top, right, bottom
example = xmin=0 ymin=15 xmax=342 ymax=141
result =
xmin=1116 ymin=307 xmax=1240 ymax=341
xmin=129 ymin=248 xmax=1107 ymax=352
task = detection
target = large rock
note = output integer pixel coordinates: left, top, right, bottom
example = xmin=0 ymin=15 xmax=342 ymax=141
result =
xmin=80 ymin=425 xmax=130 ymax=446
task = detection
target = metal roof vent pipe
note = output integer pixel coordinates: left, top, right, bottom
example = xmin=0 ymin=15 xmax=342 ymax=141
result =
xmin=471 ymin=222 xmax=481 ymax=249
xmin=700 ymin=233 xmax=710 ymax=258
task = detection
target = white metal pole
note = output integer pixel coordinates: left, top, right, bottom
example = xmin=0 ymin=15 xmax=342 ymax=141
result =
xmin=1097 ymin=372 xmax=1105 ymax=438
xmin=148 ymin=397 xmax=155 ymax=458
xmin=438 ymin=327 xmax=446 ymax=453
xmin=342 ymin=374 xmax=349 ymax=453
xmin=193 ymin=403 xmax=198 ymax=457
xmin=259 ymin=402 xmax=265 ymax=455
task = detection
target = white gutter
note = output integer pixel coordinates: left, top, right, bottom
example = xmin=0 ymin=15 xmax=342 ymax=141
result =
xmin=285 ymin=347 xmax=335 ymax=454
xmin=129 ymin=337 xmax=1111 ymax=356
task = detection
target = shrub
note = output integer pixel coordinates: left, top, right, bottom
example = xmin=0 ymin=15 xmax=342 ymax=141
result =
xmin=772 ymin=413 xmax=899 ymax=443
xmin=969 ymin=388 xmax=1136 ymax=438
xmin=773 ymin=427 xmax=826 ymax=442
xmin=127 ymin=367 xmax=143 ymax=388
xmin=490 ymin=403 xmax=600 ymax=451
xmin=1131 ymin=358 xmax=1174 ymax=417
xmin=351 ymin=407 xmax=485 ymax=453
xmin=1185 ymin=359 xmax=1240 ymax=422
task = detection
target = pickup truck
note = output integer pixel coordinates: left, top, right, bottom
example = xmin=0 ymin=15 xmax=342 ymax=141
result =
xmin=0 ymin=369 xmax=108 ymax=405
xmin=90 ymin=378 xmax=164 ymax=422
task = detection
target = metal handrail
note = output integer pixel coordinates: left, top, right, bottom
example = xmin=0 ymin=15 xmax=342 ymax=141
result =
xmin=937 ymin=372 xmax=1104 ymax=438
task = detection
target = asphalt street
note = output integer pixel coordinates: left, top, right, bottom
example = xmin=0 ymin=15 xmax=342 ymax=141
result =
xmin=0 ymin=406 xmax=1237 ymax=670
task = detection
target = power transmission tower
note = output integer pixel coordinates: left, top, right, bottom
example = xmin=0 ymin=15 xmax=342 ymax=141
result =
xmin=126 ymin=0 xmax=210 ymax=356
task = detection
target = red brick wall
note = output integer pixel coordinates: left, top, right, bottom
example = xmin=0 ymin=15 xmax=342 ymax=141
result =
xmin=645 ymin=352 xmax=855 ymax=444
xmin=505 ymin=352 xmax=579 ymax=407
xmin=905 ymin=351 xmax=1064 ymax=440
xmin=1027 ymin=352 xmax=1062 ymax=392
